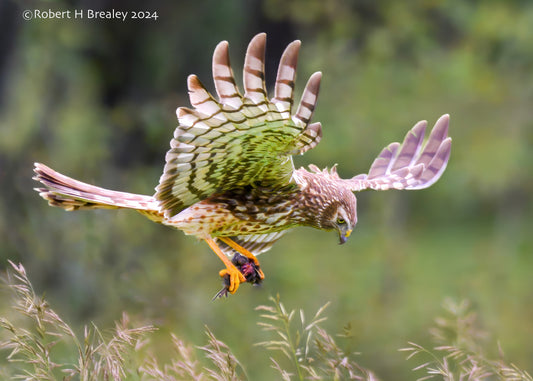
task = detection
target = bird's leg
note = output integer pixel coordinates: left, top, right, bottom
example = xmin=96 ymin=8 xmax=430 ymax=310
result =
xmin=204 ymin=237 xmax=246 ymax=295
xmin=219 ymin=237 xmax=264 ymax=280
xmin=212 ymin=253 xmax=264 ymax=300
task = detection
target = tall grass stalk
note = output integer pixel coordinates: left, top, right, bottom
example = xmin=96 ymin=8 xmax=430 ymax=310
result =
xmin=400 ymin=298 xmax=533 ymax=381
xmin=1 ymin=262 xmax=531 ymax=380
xmin=0 ymin=261 xmax=155 ymax=380
xmin=255 ymin=295 xmax=377 ymax=380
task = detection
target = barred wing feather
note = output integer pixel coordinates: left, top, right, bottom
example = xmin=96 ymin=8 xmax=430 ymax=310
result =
xmin=346 ymin=114 xmax=451 ymax=192
xmin=156 ymin=33 xmax=322 ymax=217
xmin=218 ymin=231 xmax=289 ymax=258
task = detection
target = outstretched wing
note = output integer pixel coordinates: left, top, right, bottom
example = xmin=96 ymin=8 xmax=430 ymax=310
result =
xmin=156 ymin=33 xmax=322 ymax=217
xmin=345 ymin=114 xmax=451 ymax=191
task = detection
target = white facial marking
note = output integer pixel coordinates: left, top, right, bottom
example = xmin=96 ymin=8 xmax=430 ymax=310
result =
xmin=336 ymin=207 xmax=350 ymax=224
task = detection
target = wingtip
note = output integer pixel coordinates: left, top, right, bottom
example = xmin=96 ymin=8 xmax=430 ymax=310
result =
xmin=437 ymin=113 xmax=450 ymax=129
xmin=251 ymin=32 xmax=267 ymax=42
xmin=441 ymin=136 xmax=453 ymax=149
xmin=312 ymin=71 xmax=323 ymax=79
xmin=286 ymin=39 xmax=301 ymax=50
xmin=213 ymin=40 xmax=229 ymax=56
xmin=280 ymin=39 xmax=301 ymax=64
xmin=248 ymin=33 xmax=267 ymax=54
xmin=215 ymin=40 xmax=229 ymax=49
xmin=213 ymin=40 xmax=230 ymax=65
xmin=411 ymin=119 xmax=428 ymax=136
xmin=33 ymin=162 xmax=50 ymax=175
xmin=176 ymin=106 xmax=186 ymax=119
xmin=418 ymin=114 xmax=450 ymax=146
xmin=187 ymin=74 xmax=201 ymax=88
xmin=307 ymin=72 xmax=322 ymax=91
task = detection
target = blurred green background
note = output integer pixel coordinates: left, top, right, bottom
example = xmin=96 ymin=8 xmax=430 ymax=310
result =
xmin=1 ymin=0 xmax=532 ymax=378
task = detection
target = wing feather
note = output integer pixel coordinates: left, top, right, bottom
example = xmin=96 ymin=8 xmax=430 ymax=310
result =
xmin=291 ymin=121 xmax=322 ymax=155
xmin=212 ymin=41 xmax=242 ymax=109
xmin=217 ymin=231 xmax=289 ymax=258
xmin=156 ymin=34 xmax=322 ymax=217
xmin=187 ymin=75 xmax=226 ymax=121
xmin=389 ymin=120 xmax=426 ymax=172
xmin=243 ymin=33 xmax=268 ymax=106
xmin=367 ymin=142 xmax=400 ymax=179
xmin=346 ymin=114 xmax=451 ymax=192
xmin=293 ymin=72 xmax=322 ymax=125
xmin=273 ymin=40 xmax=300 ymax=117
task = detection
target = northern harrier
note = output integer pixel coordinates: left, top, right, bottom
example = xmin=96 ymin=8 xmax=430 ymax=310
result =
xmin=34 ymin=33 xmax=451 ymax=297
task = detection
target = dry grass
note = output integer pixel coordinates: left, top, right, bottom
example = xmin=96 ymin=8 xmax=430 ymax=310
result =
xmin=255 ymin=295 xmax=377 ymax=380
xmin=140 ymin=328 xmax=246 ymax=381
xmin=1 ymin=262 xmax=531 ymax=380
xmin=400 ymin=299 xmax=533 ymax=381
xmin=0 ymin=261 xmax=155 ymax=380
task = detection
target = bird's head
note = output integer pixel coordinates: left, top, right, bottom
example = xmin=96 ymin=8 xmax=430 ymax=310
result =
xmin=296 ymin=165 xmax=358 ymax=244
xmin=333 ymin=203 xmax=357 ymax=244
xmin=319 ymin=167 xmax=358 ymax=244
xmin=316 ymin=188 xmax=358 ymax=244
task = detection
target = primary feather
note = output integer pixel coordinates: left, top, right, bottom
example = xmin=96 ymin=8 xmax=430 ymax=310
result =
xmin=155 ymin=33 xmax=323 ymax=217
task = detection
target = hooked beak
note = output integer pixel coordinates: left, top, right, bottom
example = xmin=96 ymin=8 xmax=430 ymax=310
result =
xmin=338 ymin=229 xmax=352 ymax=245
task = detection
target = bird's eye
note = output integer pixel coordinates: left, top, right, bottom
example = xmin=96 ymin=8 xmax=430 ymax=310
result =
xmin=336 ymin=217 xmax=346 ymax=225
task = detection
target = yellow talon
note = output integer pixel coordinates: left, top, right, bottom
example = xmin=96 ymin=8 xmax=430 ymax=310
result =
xmin=205 ymin=236 xmax=251 ymax=296
xmin=205 ymin=236 xmax=265 ymax=297
xmin=219 ymin=237 xmax=264 ymax=279
xmin=219 ymin=267 xmax=246 ymax=294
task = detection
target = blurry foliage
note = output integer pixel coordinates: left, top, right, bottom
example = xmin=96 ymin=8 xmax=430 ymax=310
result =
xmin=0 ymin=0 xmax=532 ymax=379
xmin=1 ymin=264 xmax=530 ymax=380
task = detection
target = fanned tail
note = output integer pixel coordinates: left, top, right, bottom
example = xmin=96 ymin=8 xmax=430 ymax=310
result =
xmin=33 ymin=163 xmax=162 ymax=220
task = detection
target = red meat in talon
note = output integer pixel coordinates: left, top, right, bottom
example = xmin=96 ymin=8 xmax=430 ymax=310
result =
xmin=232 ymin=253 xmax=263 ymax=285
xmin=213 ymin=253 xmax=263 ymax=299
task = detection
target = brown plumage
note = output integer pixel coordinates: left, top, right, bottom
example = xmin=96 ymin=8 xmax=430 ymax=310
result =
xmin=33 ymin=33 xmax=452 ymax=297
